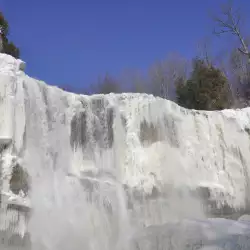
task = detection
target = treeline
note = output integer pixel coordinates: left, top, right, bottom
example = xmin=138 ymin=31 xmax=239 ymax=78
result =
xmin=68 ymin=51 xmax=248 ymax=111
xmin=64 ymin=1 xmax=250 ymax=111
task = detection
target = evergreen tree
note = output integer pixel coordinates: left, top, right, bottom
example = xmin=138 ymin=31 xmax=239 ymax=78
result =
xmin=176 ymin=59 xmax=232 ymax=110
xmin=0 ymin=11 xmax=20 ymax=59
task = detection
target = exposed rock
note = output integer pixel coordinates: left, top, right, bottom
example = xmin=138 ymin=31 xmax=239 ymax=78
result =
xmin=9 ymin=163 xmax=30 ymax=196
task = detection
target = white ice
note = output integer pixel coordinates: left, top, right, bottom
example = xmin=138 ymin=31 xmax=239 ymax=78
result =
xmin=0 ymin=54 xmax=250 ymax=249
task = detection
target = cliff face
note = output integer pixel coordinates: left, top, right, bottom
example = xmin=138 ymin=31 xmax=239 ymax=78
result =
xmin=1 ymin=54 xmax=250 ymax=249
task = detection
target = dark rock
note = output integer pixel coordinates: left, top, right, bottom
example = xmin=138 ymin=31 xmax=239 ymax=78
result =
xmin=9 ymin=163 xmax=30 ymax=196
xmin=70 ymin=111 xmax=87 ymax=149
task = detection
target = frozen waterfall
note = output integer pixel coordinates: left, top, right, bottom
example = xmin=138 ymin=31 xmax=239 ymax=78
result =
xmin=1 ymin=54 xmax=250 ymax=249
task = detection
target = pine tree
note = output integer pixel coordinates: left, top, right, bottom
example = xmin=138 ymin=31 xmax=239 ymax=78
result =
xmin=176 ymin=59 xmax=232 ymax=110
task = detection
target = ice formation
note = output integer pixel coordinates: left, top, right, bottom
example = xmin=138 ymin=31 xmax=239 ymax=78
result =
xmin=1 ymin=54 xmax=250 ymax=249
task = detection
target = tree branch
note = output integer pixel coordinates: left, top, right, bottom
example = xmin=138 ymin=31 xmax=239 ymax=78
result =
xmin=213 ymin=0 xmax=249 ymax=61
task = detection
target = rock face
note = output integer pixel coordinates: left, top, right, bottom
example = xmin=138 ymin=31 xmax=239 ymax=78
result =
xmin=1 ymin=54 xmax=250 ymax=249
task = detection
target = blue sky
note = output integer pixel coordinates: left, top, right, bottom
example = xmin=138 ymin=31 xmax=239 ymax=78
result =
xmin=1 ymin=0 xmax=250 ymax=90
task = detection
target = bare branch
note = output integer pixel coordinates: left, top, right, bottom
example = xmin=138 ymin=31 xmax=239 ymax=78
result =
xmin=213 ymin=0 xmax=250 ymax=62
xmin=238 ymin=48 xmax=249 ymax=55
xmin=149 ymin=54 xmax=189 ymax=100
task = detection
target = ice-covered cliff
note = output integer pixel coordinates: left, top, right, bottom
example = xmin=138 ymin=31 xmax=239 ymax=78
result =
xmin=1 ymin=54 xmax=250 ymax=249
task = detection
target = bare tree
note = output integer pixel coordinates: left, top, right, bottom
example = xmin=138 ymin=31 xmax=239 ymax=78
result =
xmin=91 ymin=73 xmax=122 ymax=94
xmin=149 ymin=61 xmax=168 ymax=98
xmin=229 ymin=48 xmax=250 ymax=106
xmin=119 ymin=69 xmax=149 ymax=93
xmin=230 ymin=48 xmax=248 ymax=81
xmin=149 ymin=54 xmax=189 ymax=100
xmin=197 ymin=36 xmax=232 ymax=79
xmin=213 ymin=0 xmax=250 ymax=63
xmin=197 ymin=37 xmax=214 ymax=67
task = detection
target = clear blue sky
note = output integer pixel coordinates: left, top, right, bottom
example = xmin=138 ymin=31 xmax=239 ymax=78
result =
xmin=1 ymin=0 xmax=250 ymax=90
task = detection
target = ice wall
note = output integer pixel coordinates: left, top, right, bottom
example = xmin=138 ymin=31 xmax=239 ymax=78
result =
xmin=1 ymin=54 xmax=250 ymax=249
